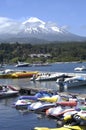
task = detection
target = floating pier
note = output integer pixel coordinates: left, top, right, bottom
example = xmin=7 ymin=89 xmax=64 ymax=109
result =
xmin=19 ymin=72 xmax=86 ymax=98
xmin=19 ymin=87 xmax=54 ymax=95
xmin=19 ymin=86 xmax=86 ymax=99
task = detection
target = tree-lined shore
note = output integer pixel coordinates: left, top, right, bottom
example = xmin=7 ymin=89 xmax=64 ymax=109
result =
xmin=0 ymin=41 xmax=86 ymax=64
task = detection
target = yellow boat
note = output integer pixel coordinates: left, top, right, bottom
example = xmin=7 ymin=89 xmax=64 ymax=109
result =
xmin=34 ymin=125 xmax=86 ymax=130
xmin=11 ymin=71 xmax=39 ymax=78
xmin=0 ymin=69 xmax=39 ymax=78
xmin=0 ymin=69 xmax=16 ymax=78
xmin=34 ymin=111 xmax=86 ymax=130
xmin=38 ymin=96 xmax=58 ymax=103
xmin=0 ymin=73 xmax=12 ymax=78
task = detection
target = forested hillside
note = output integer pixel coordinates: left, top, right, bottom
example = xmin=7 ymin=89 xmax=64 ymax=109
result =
xmin=0 ymin=41 xmax=86 ymax=64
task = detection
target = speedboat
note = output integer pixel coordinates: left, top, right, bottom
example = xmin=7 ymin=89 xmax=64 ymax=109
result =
xmin=15 ymin=61 xmax=32 ymax=67
xmin=74 ymin=65 xmax=86 ymax=71
xmin=35 ymin=73 xmax=69 ymax=82
xmin=0 ymin=84 xmax=19 ymax=98
xmin=56 ymin=76 xmax=86 ymax=88
xmin=35 ymin=73 xmax=58 ymax=81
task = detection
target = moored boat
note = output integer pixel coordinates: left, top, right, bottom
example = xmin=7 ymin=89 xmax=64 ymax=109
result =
xmin=11 ymin=71 xmax=39 ymax=78
xmin=0 ymin=69 xmax=17 ymax=78
xmin=38 ymin=95 xmax=60 ymax=103
xmin=74 ymin=66 xmax=86 ymax=71
xmin=33 ymin=73 xmax=69 ymax=82
xmin=34 ymin=113 xmax=86 ymax=130
xmin=0 ymin=84 xmax=19 ymax=99
xmin=15 ymin=61 xmax=32 ymax=67
xmin=56 ymin=76 xmax=86 ymax=88
xmin=34 ymin=126 xmax=86 ymax=130
xmin=28 ymin=101 xmax=55 ymax=112
xmin=14 ymin=91 xmax=52 ymax=109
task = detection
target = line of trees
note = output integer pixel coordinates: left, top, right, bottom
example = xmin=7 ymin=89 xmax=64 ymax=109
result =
xmin=0 ymin=41 xmax=86 ymax=64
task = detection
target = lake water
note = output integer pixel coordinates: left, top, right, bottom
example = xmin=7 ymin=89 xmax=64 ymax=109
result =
xmin=0 ymin=62 xmax=86 ymax=130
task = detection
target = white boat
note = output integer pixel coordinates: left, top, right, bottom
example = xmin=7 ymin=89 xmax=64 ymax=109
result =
xmin=0 ymin=85 xmax=19 ymax=98
xmin=74 ymin=66 xmax=86 ymax=71
xmin=32 ymin=73 xmax=66 ymax=81
xmin=15 ymin=61 xmax=32 ymax=67
xmin=35 ymin=73 xmax=58 ymax=81
xmin=56 ymin=76 xmax=86 ymax=88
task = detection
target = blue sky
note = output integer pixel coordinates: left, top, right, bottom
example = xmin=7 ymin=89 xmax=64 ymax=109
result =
xmin=0 ymin=0 xmax=86 ymax=36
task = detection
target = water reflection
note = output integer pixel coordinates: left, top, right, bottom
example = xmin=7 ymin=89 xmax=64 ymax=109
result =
xmin=0 ymin=77 xmax=86 ymax=94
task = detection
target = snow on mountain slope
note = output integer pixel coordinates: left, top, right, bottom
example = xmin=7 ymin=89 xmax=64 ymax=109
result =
xmin=0 ymin=17 xmax=86 ymax=42
xmin=22 ymin=17 xmax=64 ymax=34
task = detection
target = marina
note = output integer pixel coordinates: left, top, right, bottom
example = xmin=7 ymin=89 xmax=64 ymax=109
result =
xmin=0 ymin=62 xmax=86 ymax=130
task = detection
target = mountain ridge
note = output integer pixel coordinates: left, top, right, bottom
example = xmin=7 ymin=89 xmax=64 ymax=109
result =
xmin=0 ymin=17 xmax=86 ymax=43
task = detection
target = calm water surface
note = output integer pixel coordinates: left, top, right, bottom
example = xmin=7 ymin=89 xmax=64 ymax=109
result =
xmin=0 ymin=62 xmax=86 ymax=130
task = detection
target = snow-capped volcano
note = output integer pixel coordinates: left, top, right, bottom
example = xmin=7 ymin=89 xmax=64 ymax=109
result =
xmin=22 ymin=17 xmax=64 ymax=34
xmin=0 ymin=17 xmax=85 ymax=43
xmin=23 ymin=17 xmax=45 ymax=25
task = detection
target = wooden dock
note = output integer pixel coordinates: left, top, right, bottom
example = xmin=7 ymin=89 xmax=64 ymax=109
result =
xmin=19 ymin=86 xmax=86 ymax=99
xmin=19 ymin=87 xmax=54 ymax=95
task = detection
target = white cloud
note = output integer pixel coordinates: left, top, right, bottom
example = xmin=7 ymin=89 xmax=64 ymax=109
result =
xmin=61 ymin=25 xmax=70 ymax=30
xmin=0 ymin=16 xmax=71 ymax=35
xmin=0 ymin=17 xmax=24 ymax=34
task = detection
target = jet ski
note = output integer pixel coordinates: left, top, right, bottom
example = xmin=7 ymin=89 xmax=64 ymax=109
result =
xmin=28 ymin=101 xmax=55 ymax=112
xmin=46 ymin=106 xmax=76 ymax=119
xmin=38 ymin=95 xmax=62 ymax=103
xmin=14 ymin=91 xmax=52 ymax=109
xmin=34 ymin=125 xmax=86 ymax=130
xmin=34 ymin=113 xmax=86 ymax=130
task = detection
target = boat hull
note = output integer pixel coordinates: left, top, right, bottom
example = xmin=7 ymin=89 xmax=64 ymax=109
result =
xmin=11 ymin=71 xmax=39 ymax=78
xmin=64 ymin=80 xmax=86 ymax=88
xmin=34 ymin=125 xmax=86 ymax=130
xmin=0 ymin=91 xmax=19 ymax=99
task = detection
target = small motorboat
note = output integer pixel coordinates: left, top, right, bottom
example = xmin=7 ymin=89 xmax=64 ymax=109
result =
xmin=74 ymin=65 xmax=86 ymax=71
xmin=56 ymin=76 xmax=86 ymax=88
xmin=35 ymin=73 xmax=58 ymax=81
xmin=15 ymin=61 xmax=32 ymax=67
xmin=35 ymin=73 xmax=69 ymax=82
xmin=0 ymin=85 xmax=19 ymax=99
